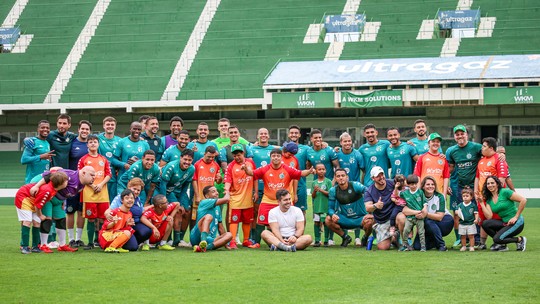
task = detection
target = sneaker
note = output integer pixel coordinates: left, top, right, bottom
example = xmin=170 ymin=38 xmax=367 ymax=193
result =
xmin=477 ymin=244 xmax=487 ymax=250
xmin=141 ymin=244 xmax=150 ymax=251
xmin=178 ymin=240 xmax=191 ymax=248
xmin=453 ymin=240 xmax=461 ymax=248
xmin=76 ymin=240 xmax=85 ymax=247
xmin=355 ymin=238 xmax=362 ymax=246
xmin=469 ymin=247 xmax=475 ymax=252
xmin=31 ymin=246 xmax=42 ymax=253
xmin=438 ymin=246 xmax=448 ymax=252
xmin=360 ymin=235 xmax=368 ymax=247
xmin=399 ymin=245 xmax=409 ymax=252
xmin=242 ymin=240 xmax=259 ymax=249
xmin=58 ymin=245 xmax=78 ymax=252
xmin=104 ymin=247 xmax=118 ymax=253
xmin=69 ymin=240 xmax=77 ymax=248
xmin=269 ymin=244 xmax=278 ymax=251
xmin=157 ymin=244 xmax=175 ymax=251
xmin=490 ymin=243 xmax=501 ymax=251
xmin=116 ymin=247 xmax=129 ymax=253
xmin=193 ymin=245 xmax=206 ymax=253
xmin=228 ymin=241 xmax=238 ymax=249
xmin=39 ymin=244 xmax=53 ymax=253
xmin=20 ymin=246 xmax=32 ymax=254
xmin=93 ymin=241 xmax=100 ymax=248
xmin=289 ymin=244 xmax=297 ymax=252
xmin=199 ymin=240 xmax=208 ymax=251
xmin=497 ymin=245 xmax=509 ymax=252
xmin=460 ymin=246 xmax=467 ymax=252
xmin=420 ymin=246 xmax=426 ymax=252
xmin=517 ymin=236 xmax=527 ymax=252
xmin=47 ymin=241 xmax=59 ymax=249
xmin=327 ymin=239 xmax=335 ymax=246
xmin=83 ymin=243 xmax=94 ymax=250
xmin=313 ymin=241 xmax=321 ymax=247
xmin=341 ymin=235 xmax=352 ymax=247
xmin=323 ymin=242 xmax=329 ymax=247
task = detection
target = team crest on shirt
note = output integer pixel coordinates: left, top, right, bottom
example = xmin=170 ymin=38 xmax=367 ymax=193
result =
xmin=289 ymin=162 xmax=295 ymax=167
xmin=154 ymin=140 xmax=158 ymax=146
xmin=371 ymin=156 xmax=377 ymax=162
xmin=320 ymin=155 xmax=326 ymax=161
xmin=345 ymin=168 xmax=350 ymax=174
xmin=99 ymin=161 xmax=105 ymax=166
xmin=126 ymin=145 xmax=131 ymax=148
xmin=279 ymin=173 xmax=285 ymax=179
xmin=395 ymin=160 xmax=401 ymax=166
xmin=487 ymin=161 xmax=492 ymax=166
xmin=376 ymin=146 xmax=382 ymax=152
xmin=106 ymin=152 xmax=112 ymax=158
xmin=431 ymin=204 xmax=437 ymax=211
xmin=210 ymin=168 xmax=215 ymax=173
xmin=259 ymin=215 xmax=265 ymax=221
xmin=400 ymin=148 xmax=406 ymax=155
xmin=349 ymin=158 xmax=355 ymax=164
xmin=138 ymin=147 xmax=143 ymax=152
xmin=438 ymin=159 xmax=443 ymax=165
xmin=261 ymin=161 xmax=268 ymax=166
xmin=348 ymin=189 xmax=352 ymax=193
xmin=86 ymin=210 xmax=92 ymax=216
xmin=466 ymin=153 xmax=472 ymax=159
xmin=232 ymin=215 xmax=239 ymax=222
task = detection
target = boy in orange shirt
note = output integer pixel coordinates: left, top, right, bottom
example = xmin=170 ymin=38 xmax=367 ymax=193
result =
xmin=98 ymin=189 xmax=135 ymax=253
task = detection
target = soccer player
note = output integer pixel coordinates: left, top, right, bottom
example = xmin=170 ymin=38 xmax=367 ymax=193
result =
xmin=286 ymin=125 xmax=310 ymax=235
xmin=21 ymin=120 xmax=54 ymax=183
xmin=311 ymin=163 xmax=332 ymax=246
xmin=306 ymin=129 xmax=339 ymax=181
xmin=262 ymin=189 xmax=312 ymax=251
xmin=139 ymin=195 xmax=180 ymax=250
xmin=191 ymin=186 xmax=233 ymax=252
xmin=117 ymin=149 xmax=160 ymax=206
xmin=15 ymin=171 xmax=68 ymax=254
xmin=78 ymin=134 xmax=112 ymax=249
xmin=219 ymin=125 xmax=252 ymax=170
xmin=414 ymin=133 xmax=450 ymax=196
xmin=224 ymin=144 xmax=258 ymax=249
xmin=386 ymin=127 xmax=418 ymax=178
xmin=140 ymin=116 xmax=163 ymax=161
xmin=98 ymin=116 xmax=122 ymax=203
xmin=192 ymin=146 xmax=222 ymax=228
xmin=187 ymin=122 xmax=219 ymax=163
xmin=160 ymin=149 xmax=195 ymax=246
xmin=161 ymin=116 xmax=184 ymax=151
xmin=358 ymin=124 xmax=390 ymax=187
xmin=160 ymin=130 xmax=191 ymax=167
xmin=243 ymin=148 xmax=314 ymax=242
xmin=325 ymin=169 xmax=374 ymax=247
xmin=408 ymin=119 xmax=432 ymax=155
xmin=212 ymin=118 xmax=250 ymax=150
xmin=111 ymin=121 xmax=150 ymax=177
xmin=98 ymin=189 xmax=136 ymax=253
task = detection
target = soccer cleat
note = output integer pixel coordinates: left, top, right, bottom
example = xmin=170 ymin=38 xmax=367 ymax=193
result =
xmin=228 ymin=241 xmax=238 ymax=249
xmin=327 ymin=239 xmax=335 ymax=246
xmin=39 ymin=244 xmax=53 ymax=253
xmin=104 ymin=247 xmax=118 ymax=253
xmin=47 ymin=241 xmax=59 ymax=249
xmin=355 ymin=238 xmax=362 ymax=246
xmin=313 ymin=241 xmax=321 ymax=247
xmin=157 ymin=244 xmax=175 ymax=251
xmin=360 ymin=235 xmax=368 ymax=247
xmin=178 ymin=240 xmax=191 ymax=248
xmin=58 ymin=245 xmax=78 ymax=252
xmin=31 ymin=246 xmax=42 ymax=253
xmin=269 ymin=244 xmax=277 ymax=251
xmin=517 ymin=236 xmax=527 ymax=252
xmin=460 ymin=246 xmax=467 ymax=252
xmin=69 ymin=240 xmax=77 ymax=248
xmin=76 ymin=240 xmax=85 ymax=247
xmin=193 ymin=245 xmax=206 ymax=253
xmin=453 ymin=240 xmax=461 ymax=248
xmin=116 ymin=247 xmax=129 ymax=253
xmin=477 ymin=244 xmax=487 ymax=250
xmin=323 ymin=242 xmax=329 ymax=247
xmin=83 ymin=243 xmax=94 ymax=250
xmin=93 ymin=241 xmax=100 ymax=248
xmin=438 ymin=246 xmax=448 ymax=252
xmin=141 ymin=244 xmax=150 ymax=251
xmin=199 ymin=240 xmax=208 ymax=251
xmin=20 ymin=246 xmax=32 ymax=254
xmin=341 ymin=235 xmax=352 ymax=247
xmin=497 ymin=245 xmax=509 ymax=252
xmin=242 ymin=239 xmax=259 ymax=249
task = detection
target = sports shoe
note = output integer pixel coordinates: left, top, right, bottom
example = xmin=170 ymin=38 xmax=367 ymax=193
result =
xmin=355 ymin=238 xmax=362 ymax=246
xmin=178 ymin=240 xmax=191 ymax=248
xmin=341 ymin=235 xmax=352 ymax=247
xmin=323 ymin=242 xmax=329 ymax=247
xmin=47 ymin=241 xmax=59 ymax=249
xmin=93 ymin=241 xmax=100 ymax=248
xmin=167 ymin=240 xmax=174 ymax=246
xmin=76 ymin=240 xmax=85 ymax=247
xmin=157 ymin=244 xmax=175 ymax=251
xmin=69 ymin=240 xmax=77 ymax=248
xmin=116 ymin=247 xmax=129 ymax=253
xmin=141 ymin=244 xmax=150 ymax=251
xmin=497 ymin=245 xmax=509 ymax=252
xmin=453 ymin=240 xmax=461 ymax=248
xmin=228 ymin=241 xmax=238 ymax=249
xmin=517 ymin=236 xmax=527 ymax=252
xmin=199 ymin=240 xmax=208 ymax=251
xmin=289 ymin=244 xmax=297 ymax=252
xmin=477 ymin=244 xmax=487 ymax=250
xmin=83 ymin=243 xmax=94 ymax=250
xmin=58 ymin=245 xmax=78 ymax=252
xmin=399 ymin=245 xmax=410 ymax=252
xmin=313 ymin=241 xmax=321 ymax=247
xmin=360 ymin=235 xmax=368 ymax=247
xmin=438 ymin=245 xmax=448 ymax=252
xmin=420 ymin=246 xmax=427 ymax=252
xmin=460 ymin=246 xmax=467 ymax=252
xmin=327 ymin=239 xmax=335 ymax=246
xmin=269 ymin=244 xmax=277 ymax=251
xmin=242 ymin=239 xmax=260 ymax=249
xmin=31 ymin=246 xmax=42 ymax=253
xmin=193 ymin=245 xmax=206 ymax=253
xmin=490 ymin=243 xmax=501 ymax=251
xmin=39 ymin=244 xmax=53 ymax=253
xmin=21 ymin=246 xmax=32 ymax=254
xmin=104 ymin=247 xmax=118 ymax=253
xmin=469 ymin=247 xmax=475 ymax=252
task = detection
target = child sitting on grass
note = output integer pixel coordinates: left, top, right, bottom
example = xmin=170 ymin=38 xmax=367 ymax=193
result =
xmin=98 ymin=189 xmax=135 ymax=253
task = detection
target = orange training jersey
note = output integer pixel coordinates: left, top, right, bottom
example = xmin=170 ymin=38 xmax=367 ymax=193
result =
xmin=142 ymin=203 xmax=176 ymax=229
xmin=102 ymin=208 xmax=133 ymax=231
xmin=193 ymin=159 xmax=221 ymax=200
xmin=414 ymin=152 xmax=450 ymax=193
xmin=78 ymin=153 xmax=111 ymax=203
xmin=253 ymin=164 xmax=302 ymax=205
xmin=224 ymin=158 xmax=255 ymax=209
xmin=476 ymin=153 xmax=508 ymax=191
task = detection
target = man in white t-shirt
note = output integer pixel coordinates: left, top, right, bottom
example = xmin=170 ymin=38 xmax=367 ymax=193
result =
xmin=261 ymin=189 xmax=312 ymax=251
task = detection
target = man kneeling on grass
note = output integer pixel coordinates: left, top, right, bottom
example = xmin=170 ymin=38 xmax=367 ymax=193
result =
xmin=261 ymin=189 xmax=312 ymax=252
xmin=191 ymin=186 xmax=233 ymax=252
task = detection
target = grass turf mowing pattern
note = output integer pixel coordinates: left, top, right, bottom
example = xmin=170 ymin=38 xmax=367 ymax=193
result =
xmin=1 ymin=206 xmax=539 ymax=303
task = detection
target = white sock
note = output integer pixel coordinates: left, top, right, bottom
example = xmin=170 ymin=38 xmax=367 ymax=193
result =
xmin=76 ymin=228 xmax=83 ymax=241
xmin=68 ymin=228 xmax=74 ymax=241
xmin=144 ymin=240 xmax=150 ymax=245
xmin=159 ymin=240 xmax=166 ymax=246
xmin=40 ymin=233 xmax=49 ymax=245
xmin=57 ymin=229 xmax=67 ymax=246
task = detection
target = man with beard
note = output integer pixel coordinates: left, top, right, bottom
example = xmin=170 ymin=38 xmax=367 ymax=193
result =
xmin=112 ymin=121 xmax=150 ymax=178
xmin=359 ymin=124 xmax=390 ymax=188
xmin=187 ymin=122 xmax=219 ymax=163
xmin=160 ymin=130 xmax=191 ymax=167
xmin=161 ymin=116 xmax=184 ymax=151
xmin=386 ymin=127 xmax=418 ymax=178
xmin=117 ymin=150 xmax=160 ymax=206
xmin=140 ymin=116 xmax=163 ymax=161
xmin=21 ymin=120 xmax=54 ymax=183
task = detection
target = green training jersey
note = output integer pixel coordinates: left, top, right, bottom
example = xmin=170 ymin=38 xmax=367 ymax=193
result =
xmin=400 ymin=188 xmax=426 ymax=218
xmin=446 ymin=142 xmax=482 ymax=187
xmin=458 ymin=201 xmax=478 ymax=225
xmin=21 ymin=137 xmax=50 ymax=183
xmin=311 ymin=177 xmax=332 ymax=214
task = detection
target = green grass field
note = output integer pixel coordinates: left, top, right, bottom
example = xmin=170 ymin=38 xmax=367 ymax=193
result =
xmin=1 ymin=204 xmax=539 ymax=303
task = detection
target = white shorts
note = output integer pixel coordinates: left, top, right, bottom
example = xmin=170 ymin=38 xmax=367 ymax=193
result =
xmin=373 ymin=220 xmax=393 ymax=242
xmin=16 ymin=208 xmax=41 ymax=223
xmin=458 ymin=224 xmax=477 ymax=236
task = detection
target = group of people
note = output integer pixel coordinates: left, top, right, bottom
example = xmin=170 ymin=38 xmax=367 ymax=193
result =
xmin=15 ymin=114 xmax=528 ymax=254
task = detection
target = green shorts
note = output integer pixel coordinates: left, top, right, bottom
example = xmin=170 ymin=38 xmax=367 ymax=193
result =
xmin=41 ymin=197 xmax=66 ymax=219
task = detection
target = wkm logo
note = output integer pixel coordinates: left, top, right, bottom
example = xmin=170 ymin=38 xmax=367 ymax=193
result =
xmin=514 ymin=88 xmax=534 ymax=103
xmin=297 ymin=93 xmax=316 ymax=108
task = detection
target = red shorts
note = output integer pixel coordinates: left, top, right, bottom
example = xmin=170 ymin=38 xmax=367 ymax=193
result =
xmin=477 ymin=202 xmax=502 ymax=224
xmin=229 ymin=207 xmax=254 ymax=224
xmin=257 ymin=202 xmax=277 ymax=226
xmin=149 ymin=222 xmax=170 ymax=244
xmin=83 ymin=202 xmax=109 ymax=219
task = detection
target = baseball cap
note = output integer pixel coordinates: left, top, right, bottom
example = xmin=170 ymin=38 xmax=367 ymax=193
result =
xmin=231 ymin=143 xmax=244 ymax=153
xmin=283 ymin=142 xmax=298 ymax=154
xmin=453 ymin=124 xmax=467 ymax=133
xmin=370 ymin=166 xmax=385 ymax=178
xmin=428 ymin=132 xmax=442 ymax=142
